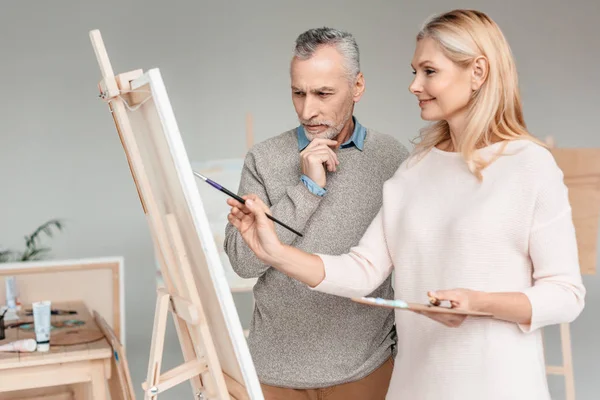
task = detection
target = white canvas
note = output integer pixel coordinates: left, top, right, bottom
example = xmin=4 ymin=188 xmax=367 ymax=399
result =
xmin=122 ymin=68 xmax=263 ymax=399
xmin=155 ymin=157 xmax=258 ymax=293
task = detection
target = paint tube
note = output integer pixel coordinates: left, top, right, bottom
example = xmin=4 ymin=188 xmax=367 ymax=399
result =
xmin=5 ymin=276 xmax=18 ymax=309
xmin=32 ymin=301 xmax=51 ymax=352
xmin=0 ymin=338 xmax=37 ymax=352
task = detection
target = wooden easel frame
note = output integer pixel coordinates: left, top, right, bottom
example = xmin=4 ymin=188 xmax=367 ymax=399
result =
xmin=89 ymin=30 xmax=257 ymax=400
xmin=543 ymin=136 xmax=600 ymax=400
xmin=544 ymin=323 xmax=576 ymax=400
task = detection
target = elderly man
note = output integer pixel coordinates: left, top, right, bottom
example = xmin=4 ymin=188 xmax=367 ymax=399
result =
xmin=224 ymin=27 xmax=409 ymax=399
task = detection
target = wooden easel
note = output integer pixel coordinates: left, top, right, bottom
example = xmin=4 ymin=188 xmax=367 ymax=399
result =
xmin=543 ymin=137 xmax=600 ymax=400
xmin=89 ymin=30 xmax=257 ymax=400
xmin=94 ymin=311 xmax=136 ymax=400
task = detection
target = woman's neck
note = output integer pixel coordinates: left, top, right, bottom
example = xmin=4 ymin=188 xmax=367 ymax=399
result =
xmin=442 ymin=115 xmax=504 ymax=152
xmin=443 ymin=115 xmax=466 ymax=152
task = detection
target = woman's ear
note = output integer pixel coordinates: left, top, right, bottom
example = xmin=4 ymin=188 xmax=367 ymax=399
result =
xmin=471 ymin=56 xmax=488 ymax=91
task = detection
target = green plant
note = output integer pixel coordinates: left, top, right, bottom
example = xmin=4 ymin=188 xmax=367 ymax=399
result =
xmin=0 ymin=219 xmax=64 ymax=263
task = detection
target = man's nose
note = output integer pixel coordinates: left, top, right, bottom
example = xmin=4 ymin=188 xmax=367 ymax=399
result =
xmin=301 ymin=96 xmax=319 ymax=121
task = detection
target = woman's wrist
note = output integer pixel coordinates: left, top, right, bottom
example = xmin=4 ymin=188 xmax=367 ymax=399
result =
xmin=473 ymin=291 xmax=491 ymax=313
xmin=264 ymin=244 xmax=326 ymax=288
xmin=267 ymin=242 xmax=288 ymax=267
xmin=473 ymin=291 xmax=532 ymax=324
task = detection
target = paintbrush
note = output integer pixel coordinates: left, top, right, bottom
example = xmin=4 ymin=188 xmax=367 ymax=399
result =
xmin=193 ymin=171 xmax=303 ymax=237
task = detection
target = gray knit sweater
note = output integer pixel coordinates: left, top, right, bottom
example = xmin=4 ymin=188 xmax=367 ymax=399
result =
xmin=224 ymin=126 xmax=409 ymax=388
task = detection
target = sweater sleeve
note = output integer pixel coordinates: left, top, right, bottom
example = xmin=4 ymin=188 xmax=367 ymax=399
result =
xmin=519 ymin=164 xmax=586 ymax=333
xmin=224 ymin=150 xmax=324 ymax=279
xmin=310 ymin=206 xmax=394 ymax=297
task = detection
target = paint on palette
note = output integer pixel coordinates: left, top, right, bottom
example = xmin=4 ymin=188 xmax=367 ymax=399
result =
xmin=360 ymin=297 xmax=409 ymax=308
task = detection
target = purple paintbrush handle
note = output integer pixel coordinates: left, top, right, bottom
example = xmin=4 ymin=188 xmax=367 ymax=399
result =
xmin=206 ymin=179 xmax=223 ymax=190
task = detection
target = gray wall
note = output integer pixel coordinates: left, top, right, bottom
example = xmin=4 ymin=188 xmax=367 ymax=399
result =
xmin=1 ymin=0 xmax=598 ymax=398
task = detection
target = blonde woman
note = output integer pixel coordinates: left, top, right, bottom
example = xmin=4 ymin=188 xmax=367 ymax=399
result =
xmin=228 ymin=9 xmax=585 ymax=399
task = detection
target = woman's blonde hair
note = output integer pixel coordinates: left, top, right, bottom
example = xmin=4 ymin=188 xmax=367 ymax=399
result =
xmin=411 ymin=9 xmax=545 ymax=179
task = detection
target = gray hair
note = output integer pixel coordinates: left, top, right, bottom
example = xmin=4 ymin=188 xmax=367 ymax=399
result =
xmin=293 ymin=27 xmax=360 ymax=81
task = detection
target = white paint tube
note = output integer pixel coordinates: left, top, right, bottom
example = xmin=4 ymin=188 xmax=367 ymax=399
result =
xmin=5 ymin=276 xmax=17 ymax=309
xmin=32 ymin=300 xmax=51 ymax=352
xmin=0 ymin=338 xmax=37 ymax=352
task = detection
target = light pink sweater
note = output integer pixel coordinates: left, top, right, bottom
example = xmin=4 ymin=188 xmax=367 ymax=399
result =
xmin=313 ymin=140 xmax=586 ymax=399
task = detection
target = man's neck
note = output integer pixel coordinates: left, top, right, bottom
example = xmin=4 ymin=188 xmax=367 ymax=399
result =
xmin=334 ymin=117 xmax=355 ymax=148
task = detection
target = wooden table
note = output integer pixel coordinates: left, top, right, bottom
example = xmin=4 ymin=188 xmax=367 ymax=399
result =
xmin=0 ymin=301 xmax=112 ymax=399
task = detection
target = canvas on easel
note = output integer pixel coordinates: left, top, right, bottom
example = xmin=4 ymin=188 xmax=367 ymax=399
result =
xmin=88 ymin=29 xmax=263 ymax=400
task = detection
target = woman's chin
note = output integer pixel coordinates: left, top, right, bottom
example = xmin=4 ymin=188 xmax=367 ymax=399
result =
xmin=420 ymin=112 xmax=440 ymax=121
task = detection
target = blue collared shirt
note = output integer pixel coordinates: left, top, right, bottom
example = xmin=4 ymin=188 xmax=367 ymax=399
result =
xmin=297 ymin=116 xmax=366 ymax=196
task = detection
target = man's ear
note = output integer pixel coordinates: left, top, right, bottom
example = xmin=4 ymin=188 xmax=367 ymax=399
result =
xmin=353 ymin=72 xmax=366 ymax=102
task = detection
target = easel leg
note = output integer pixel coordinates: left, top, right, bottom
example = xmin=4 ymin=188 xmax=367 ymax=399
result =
xmin=170 ymin=309 xmax=204 ymax=394
xmin=149 ymin=216 xmax=203 ymax=395
xmin=145 ymin=290 xmax=171 ymax=399
xmin=560 ymin=323 xmax=576 ymax=400
xmin=164 ymin=214 xmax=231 ymax=400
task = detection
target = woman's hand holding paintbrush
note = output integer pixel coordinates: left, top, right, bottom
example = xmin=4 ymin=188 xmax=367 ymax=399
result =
xmin=226 ymin=194 xmax=287 ymax=266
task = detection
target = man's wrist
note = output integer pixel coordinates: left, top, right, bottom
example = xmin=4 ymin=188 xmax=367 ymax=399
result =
xmin=300 ymin=174 xmax=326 ymax=196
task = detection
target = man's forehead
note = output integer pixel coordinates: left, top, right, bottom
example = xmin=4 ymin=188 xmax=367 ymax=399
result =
xmin=291 ymin=78 xmax=341 ymax=91
xmin=291 ymin=65 xmax=347 ymax=90
xmin=290 ymin=46 xmax=347 ymax=85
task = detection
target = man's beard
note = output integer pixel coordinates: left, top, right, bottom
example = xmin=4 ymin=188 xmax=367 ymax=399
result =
xmin=300 ymin=104 xmax=353 ymax=142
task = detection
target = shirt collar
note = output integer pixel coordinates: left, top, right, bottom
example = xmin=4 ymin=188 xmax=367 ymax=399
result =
xmin=297 ymin=116 xmax=366 ymax=151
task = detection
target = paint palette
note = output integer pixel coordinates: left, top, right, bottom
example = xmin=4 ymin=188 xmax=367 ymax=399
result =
xmin=352 ymin=297 xmax=493 ymax=316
